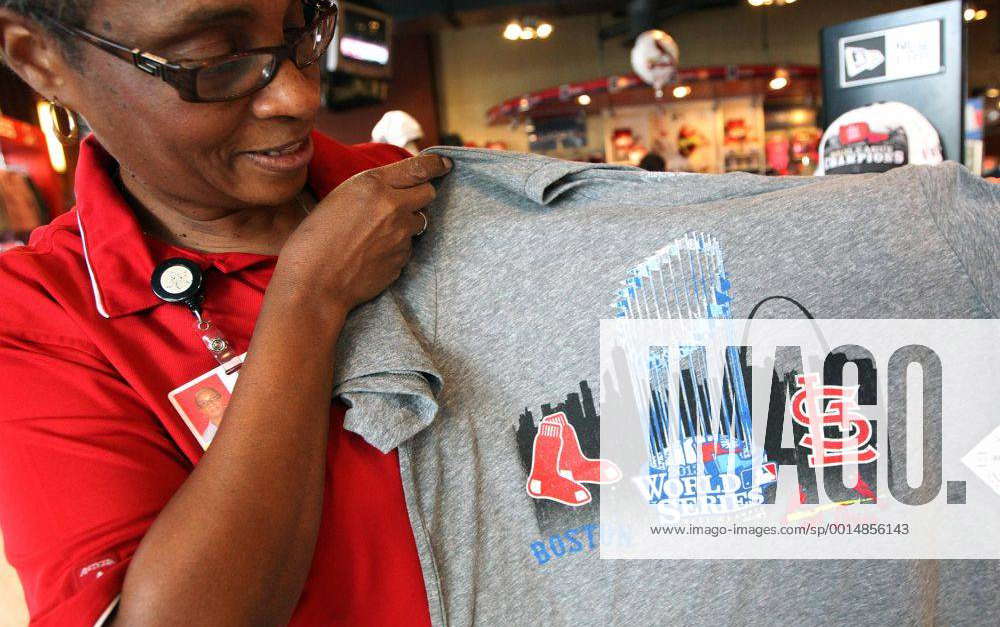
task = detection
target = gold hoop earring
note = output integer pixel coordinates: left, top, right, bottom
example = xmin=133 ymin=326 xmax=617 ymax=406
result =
xmin=46 ymin=99 xmax=79 ymax=145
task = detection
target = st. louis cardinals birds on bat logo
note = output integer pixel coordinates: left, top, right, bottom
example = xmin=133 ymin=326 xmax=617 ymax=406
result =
xmin=630 ymin=29 xmax=679 ymax=95
xmin=526 ymin=412 xmax=622 ymax=507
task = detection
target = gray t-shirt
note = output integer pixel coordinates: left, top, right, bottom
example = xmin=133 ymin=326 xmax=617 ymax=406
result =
xmin=330 ymin=148 xmax=999 ymax=626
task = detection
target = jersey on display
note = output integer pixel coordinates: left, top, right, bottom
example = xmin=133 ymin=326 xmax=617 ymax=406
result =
xmin=328 ymin=148 xmax=999 ymax=625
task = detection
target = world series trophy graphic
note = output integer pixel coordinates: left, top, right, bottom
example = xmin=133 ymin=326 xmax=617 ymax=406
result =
xmin=612 ymin=232 xmax=775 ymax=519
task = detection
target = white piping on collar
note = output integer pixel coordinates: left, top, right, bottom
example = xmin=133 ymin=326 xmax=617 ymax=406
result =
xmin=93 ymin=594 xmax=120 ymax=626
xmin=76 ymin=211 xmax=111 ymax=319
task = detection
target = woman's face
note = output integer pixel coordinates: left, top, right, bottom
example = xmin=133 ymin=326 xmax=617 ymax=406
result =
xmin=59 ymin=0 xmax=323 ymax=211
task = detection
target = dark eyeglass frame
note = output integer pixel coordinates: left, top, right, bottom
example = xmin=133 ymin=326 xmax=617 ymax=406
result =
xmin=39 ymin=0 xmax=338 ymax=103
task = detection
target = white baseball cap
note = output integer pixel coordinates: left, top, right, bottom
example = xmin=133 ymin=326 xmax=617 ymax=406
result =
xmin=372 ymin=111 xmax=424 ymax=154
xmin=815 ymin=101 xmax=943 ymax=175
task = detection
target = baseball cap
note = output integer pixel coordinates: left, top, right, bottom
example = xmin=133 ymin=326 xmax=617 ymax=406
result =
xmin=371 ymin=110 xmax=424 ymax=149
xmin=815 ymin=101 xmax=943 ymax=175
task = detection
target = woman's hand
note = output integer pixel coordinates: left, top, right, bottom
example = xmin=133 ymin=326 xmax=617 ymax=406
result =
xmin=275 ymin=154 xmax=452 ymax=312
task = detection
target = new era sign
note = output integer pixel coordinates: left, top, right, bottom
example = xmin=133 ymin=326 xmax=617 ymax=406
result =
xmin=844 ymin=41 xmax=886 ymax=79
xmin=839 ymin=19 xmax=942 ymax=88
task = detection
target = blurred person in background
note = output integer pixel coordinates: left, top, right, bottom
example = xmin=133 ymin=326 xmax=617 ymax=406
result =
xmin=638 ymin=151 xmax=666 ymax=172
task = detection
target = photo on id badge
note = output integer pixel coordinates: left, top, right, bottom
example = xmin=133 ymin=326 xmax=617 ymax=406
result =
xmin=168 ymin=361 xmax=240 ymax=449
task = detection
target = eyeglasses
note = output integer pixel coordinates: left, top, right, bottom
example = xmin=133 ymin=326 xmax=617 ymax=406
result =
xmin=41 ymin=1 xmax=338 ymax=103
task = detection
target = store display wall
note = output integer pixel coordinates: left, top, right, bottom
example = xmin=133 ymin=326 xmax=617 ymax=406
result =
xmin=434 ymin=0 xmax=999 ymax=152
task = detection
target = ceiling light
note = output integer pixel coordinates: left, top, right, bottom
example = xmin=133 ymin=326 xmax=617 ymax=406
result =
xmin=975 ymin=9 xmax=988 ymax=20
xmin=503 ymin=17 xmax=553 ymax=41
xmin=769 ymin=68 xmax=789 ymax=90
xmin=672 ymin=85 xmax=692 ymax=98
xmin=577 ymin=94 xmax=592 ymax=106
xmin=986 ymin=88 xmax=1000 ymax=98
xmin=748 ymin=0 xmax=765 ymax=5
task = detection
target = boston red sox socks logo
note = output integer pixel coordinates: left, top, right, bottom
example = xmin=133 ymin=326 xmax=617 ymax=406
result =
xmin=526 ymin=412 xmax=622 ymax=507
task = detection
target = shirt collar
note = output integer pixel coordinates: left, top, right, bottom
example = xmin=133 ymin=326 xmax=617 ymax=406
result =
xmin=75 ymin=130 xmax=364 ymax=319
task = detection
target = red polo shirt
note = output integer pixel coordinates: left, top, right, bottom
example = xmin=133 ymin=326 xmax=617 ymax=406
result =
xmin=0 ymin=132 xmax=432 ymax=626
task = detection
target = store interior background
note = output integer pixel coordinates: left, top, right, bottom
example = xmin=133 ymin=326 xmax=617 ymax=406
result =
xmin=1 ymin=0 xmax=999 ymax=623
xmin=319 ymin=0 xmax=1000 ymax=148
xmin=3 ymin=0 xmax=999 ymax=214
xmin=431 ymin=0 xmax=999 ymax=152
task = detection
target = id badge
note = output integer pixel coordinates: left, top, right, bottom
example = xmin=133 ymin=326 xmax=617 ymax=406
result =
xmin=168 ymin=354 xmax=246 ymax=450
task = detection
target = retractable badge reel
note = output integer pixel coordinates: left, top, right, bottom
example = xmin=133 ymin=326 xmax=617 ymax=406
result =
xmin=152 ymin=258 xmax=243 ymax=373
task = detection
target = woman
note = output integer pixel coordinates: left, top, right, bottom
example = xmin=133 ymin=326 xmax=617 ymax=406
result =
xmin=0 ymin=0 xmax=451 ymax=624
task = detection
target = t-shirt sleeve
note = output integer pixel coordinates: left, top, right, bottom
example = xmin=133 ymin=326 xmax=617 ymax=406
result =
xmin=327 ymin=145 xmax=442 ymax=453
xmin=0 ymin=332 xmax=191 ymax=626
xmin=920 ymin=163 xmax=1000 ymax=316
